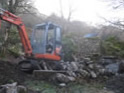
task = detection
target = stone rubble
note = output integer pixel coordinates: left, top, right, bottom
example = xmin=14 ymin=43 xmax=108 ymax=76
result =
xmin=0 ymin=82 xmax=27 ymax=93
xmin=51 ymin=56 xmax=123 ymax=83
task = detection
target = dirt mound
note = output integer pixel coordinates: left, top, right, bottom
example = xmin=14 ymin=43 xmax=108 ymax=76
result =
xmin=0 ymin=60 xmax=31 ymax=85
xmin=106 ymin=74 xmax=124 ymax=93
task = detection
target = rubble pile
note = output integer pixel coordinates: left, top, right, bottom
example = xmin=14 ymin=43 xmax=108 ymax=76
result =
xmin=0 ymin=82 xmax=27 ymax=93
xmin=0 ymin=56 xmax=123 ymax=84
xmin=52 ymin=56 xmax=123 ymax=83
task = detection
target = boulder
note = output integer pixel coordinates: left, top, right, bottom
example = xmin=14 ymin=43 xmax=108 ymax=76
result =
xmin=88 ymin=64 xmax=94 ymax=69
xmin=0 ymin=83 xmax=27 ymax=93
xmin=1 ymin=82 xmax=17 ymax=93
xmin=66 ymin=71 xmax=77 ymax=77
xmin=55 ymin=73 xmax=75 ymax=83
xmin=105 ymin=63 xmax=119 ymax=75
xmin=98 ymin=68 xmax=105 ymax=75
xmin=59 ymin=83 xmax=66 ymax=87
xmin=90 ymin=71 xmax=97 ymax=78
xmin=86 ymin=61 xmax=94 ymax=65
xmin=70 ymin=62 xmax=79 ymax=71
xmin=17 ymin=85 xmax=27 ymax=93
xmin=83 ymin=58 xmax=91 ymax=62
xmin=118 ymin=61 xmax=124 ymax=73
xmin=100 ymin=56 xmax=118 ymax=66
xmin=79 ymin=69 xmax=90 ymax=77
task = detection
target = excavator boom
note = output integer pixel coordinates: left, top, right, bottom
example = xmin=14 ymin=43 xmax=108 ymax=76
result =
xmin=0 ymin=8 xmax=32 ymax=56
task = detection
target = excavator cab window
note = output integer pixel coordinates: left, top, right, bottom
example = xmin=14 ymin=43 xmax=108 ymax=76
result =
xmin=46 ymin=27 xmax=54 ymax=53
xmin=31 ymin=22 xmax=62 ymax=55
xmin=31 ymin=26 xmax=45 ymax=54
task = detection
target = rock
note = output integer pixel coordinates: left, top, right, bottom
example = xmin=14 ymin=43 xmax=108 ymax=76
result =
xmin=66 ymin=71 xmax=77 ymax=77
xmin=1 ymin=82 xmax=17 ymax=93
xmin=86 ymin=61 xmax=94 ymax=65
xmin=0 ymin=83 xmax=28 ymax=93
xmin=17 ymin=85 xmax=27 ymax=93
xmin=78 ymin=63 xmax=85 ymax=69
xmin=90 ymin=71 xmax=97 ymax=78
xmin=60 ymin=62 xmax=67 ymax=70
xmin=83 ymin=58 xmax=91 ymax=62
xmin=98 ymin=68 xmax=105 ymax=75
xmin=66 ymin=62 xmax=74 ymax=71
xmin=88 ymin=64 xmax=94 ymax=69
xmin=105 ymin=63 xmax=119 ymax=75
xmin=79 ymin=70 xmax=90 ymax=77
xmin=118 ymin=61 xmax=124 ymax=73
xmin=70 ymin=62 xmax=79 ymax=71
xmin=55 ymin=73 xmax=75 ymax=83
xmin=101 ymin=56 xmax=118 ymax=66
xmin=59 ymin=83 xmax=66 ymax=87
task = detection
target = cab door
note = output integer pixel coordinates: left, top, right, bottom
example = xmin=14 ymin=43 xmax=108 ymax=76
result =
xmin=54 ymin=27 xmax=62 ymax=55
xmin=31 ymin=24 xmax=46 ymax=54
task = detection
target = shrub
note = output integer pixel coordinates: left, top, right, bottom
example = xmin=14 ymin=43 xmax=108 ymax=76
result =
xmin=103 ymin=36 xmax=124 ymax=58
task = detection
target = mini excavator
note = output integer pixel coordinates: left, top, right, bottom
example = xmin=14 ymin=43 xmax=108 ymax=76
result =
xmin=0 ymin=8 xmax=63 ymax=73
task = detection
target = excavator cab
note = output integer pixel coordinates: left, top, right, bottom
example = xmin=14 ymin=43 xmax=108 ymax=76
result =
xmin=31 ymin=22 xmax=62 ymax=61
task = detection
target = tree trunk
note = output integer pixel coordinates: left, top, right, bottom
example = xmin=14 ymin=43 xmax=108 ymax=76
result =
xmin=1 ymin=23 xmax=11 ymax=56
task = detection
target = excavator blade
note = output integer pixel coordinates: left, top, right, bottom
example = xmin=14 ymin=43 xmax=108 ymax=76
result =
xmin=19 ymin=60 xmax=66 ymax=79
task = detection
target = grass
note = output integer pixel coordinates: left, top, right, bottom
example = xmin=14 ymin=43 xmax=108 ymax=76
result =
xmin=24 ymin=80 xmax=113 ymax=93
xmin=24 ymin=80 xmax=56 ymax=93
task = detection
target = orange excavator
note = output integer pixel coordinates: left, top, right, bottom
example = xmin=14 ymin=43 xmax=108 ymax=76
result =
xmin=0 ymin=8 xmax=63 ymax=72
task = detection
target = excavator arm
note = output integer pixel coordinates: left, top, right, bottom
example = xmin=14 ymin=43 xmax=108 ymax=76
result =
xmin=0 ymin=8 xmax=32 ymax=56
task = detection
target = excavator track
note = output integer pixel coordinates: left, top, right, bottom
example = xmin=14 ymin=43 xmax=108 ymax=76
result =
xmin=18 ymin=60 xmax=66 ymax=76
xmin=18 ymin=60 xmax=41 ymax=73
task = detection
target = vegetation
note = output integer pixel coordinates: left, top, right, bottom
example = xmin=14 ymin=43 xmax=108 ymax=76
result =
xmin=25 ymin=80 xmax=107 ymax=93
xmin=0 ymin=26 xmax=22 ymax=57
xmin=103 ymin=36 xmax=124 ymax=58
xmin=62 ymin=34 xmax=77 ymax=61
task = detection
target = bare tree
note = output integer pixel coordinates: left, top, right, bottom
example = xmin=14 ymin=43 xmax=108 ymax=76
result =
xmin=67 ymin=0 xmax=76 ymax=22
xmin=59 ymin=0 xmax=64 ymax=19
xmin=110 ymin=0 xmax=124 ymax=9
xmin=59 ymin=0 xmax=76 ymax=21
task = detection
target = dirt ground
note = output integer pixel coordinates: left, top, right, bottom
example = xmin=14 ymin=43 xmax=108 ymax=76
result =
xmin=0 ymin=60 xmax=123 ymax=93
xmin=106 ymin=74 xmax=124 ymax=93
xmin=0 ymin=60 xmax=32 ymax=85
